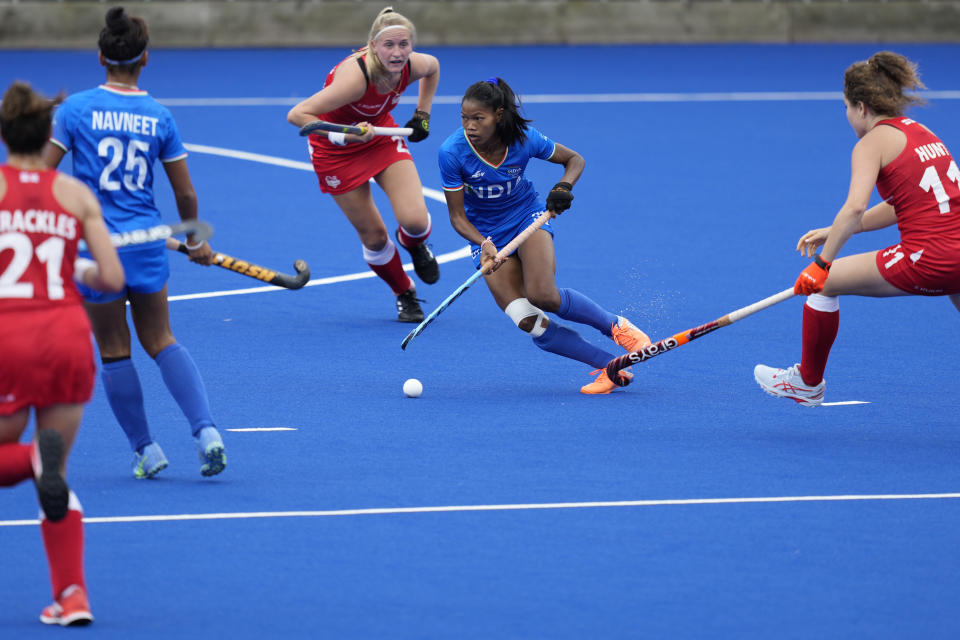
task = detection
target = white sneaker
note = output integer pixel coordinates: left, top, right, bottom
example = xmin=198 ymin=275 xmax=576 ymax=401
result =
xmin=754 ymin=364 xmax=825 ymax=407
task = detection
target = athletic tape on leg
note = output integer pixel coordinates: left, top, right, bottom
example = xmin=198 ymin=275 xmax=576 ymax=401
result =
xmin=504 ymin=297 xmax=548 ymax=338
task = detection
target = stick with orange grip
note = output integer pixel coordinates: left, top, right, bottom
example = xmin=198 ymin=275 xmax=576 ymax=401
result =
xmin=604 ymin=287 xmax=796 ymax=386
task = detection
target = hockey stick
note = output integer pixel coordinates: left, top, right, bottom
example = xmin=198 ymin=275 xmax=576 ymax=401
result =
xmin=166 ymin=238 xmax=311 ymax=289
xmin=79 ymin=219 xmax=213 ymax=251
xmin=299 ymin=119 xmax=413 ymax=138
xmin=605 ymin=287 xmax=796 ymax=386
xmin=401 ymin=211 xmax=553 ymax=350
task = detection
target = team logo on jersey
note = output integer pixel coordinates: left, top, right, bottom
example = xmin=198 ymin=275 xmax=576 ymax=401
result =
xmin=0 ymin=393 xmax=16 ymax=404
xmin=470 ymin=170 xmax=485 ymax=179
xmin=505 ymin=166 xmax=522 ymax=175
xmin=325 ymin=175 xmax=341 ymax=188
xmin=18 ymin=171 xmax=39 ymax=184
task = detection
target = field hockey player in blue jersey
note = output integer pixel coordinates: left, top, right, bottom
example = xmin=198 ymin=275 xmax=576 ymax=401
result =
xmin=438 ymin=78 xmax=652 ymax=394
xmin=42 ymin=6 xmax=226 ymax=478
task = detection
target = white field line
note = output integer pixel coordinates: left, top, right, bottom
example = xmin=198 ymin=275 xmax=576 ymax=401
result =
xmin=160 ymin=90 xmax=960 ymax=108
xmin=183 ymin=143 xmax=446 ymax=203
xmin=2 ymin=492 xmax=958 ymax=527
xmin=822 ymin=401 xmax=871 ymax=406
xmin=166 ymin=245 xmax=470 ymax=302
xmin=225 ymin=427 xmax=298 ymax=432
xmin=171 ymin=143 xmax=459 ymax=302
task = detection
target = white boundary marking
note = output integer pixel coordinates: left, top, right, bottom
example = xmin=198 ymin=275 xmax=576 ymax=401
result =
xmin=160 ymin=90 xmax=960 ymax=108
xmin=167 ymin=245 xmax=471 ymax=302
xmin=171 ymin=143 xmax=461 ymax=302
xmin=1 ymin=492 xmax=958 ymax=527
xmin=225 ymin=427 xmax=298 ymax=432
xmin=822 ymin=401 xmax=871 ymax=406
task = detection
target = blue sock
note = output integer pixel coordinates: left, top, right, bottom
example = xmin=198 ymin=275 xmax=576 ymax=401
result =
xmin=100 ymin=358 xmax=153 ymax=453
xmin=556 ymin=288 xmax=618 ymax=337
xmin=532 ymin=320 xmax=616 ymax=369
xmin=155 ymin=343 xmax=215 ymax=437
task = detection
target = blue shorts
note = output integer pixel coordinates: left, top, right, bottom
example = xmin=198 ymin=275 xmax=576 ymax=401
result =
xmin=77 ymin=243 xmax=169 ymax=303
xmin=469 ymin=208 xmax=554 ymax=268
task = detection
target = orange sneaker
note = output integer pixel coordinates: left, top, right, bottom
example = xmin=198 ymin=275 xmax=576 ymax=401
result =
xmin=580 ymin=368 xmax=633 ymax=394
xmin=40 ymin=584 xmax=93 ymax=626
xmin=610 ymin=316 xmax=651 ymax=353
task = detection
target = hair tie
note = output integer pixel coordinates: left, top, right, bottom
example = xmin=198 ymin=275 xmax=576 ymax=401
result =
xmin=103 ymin=49 xmax=145 ymax=66
xmin=486 ymin=77 xmax=499 ymax=85
xmin=373 ymin=24 xmax=408 ymax=41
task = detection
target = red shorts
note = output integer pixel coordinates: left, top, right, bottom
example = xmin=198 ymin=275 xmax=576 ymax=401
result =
xmin=309 ymin=133 xmax=412 ymax=195
xmin=876 ymin=243 xmax=960 ymax=295
xmin=0 ymin=305 xmax=95 ymax=415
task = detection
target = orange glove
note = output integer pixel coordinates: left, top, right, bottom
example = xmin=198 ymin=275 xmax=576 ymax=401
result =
xmin=795 ymin=254 xmax=831 ymax=295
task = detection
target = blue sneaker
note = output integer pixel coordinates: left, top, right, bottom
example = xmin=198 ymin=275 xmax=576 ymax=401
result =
xmin=194 ymin=427 xmax=226 ymax=477
xmin=133 ymin=442 xmax=169 ymax=479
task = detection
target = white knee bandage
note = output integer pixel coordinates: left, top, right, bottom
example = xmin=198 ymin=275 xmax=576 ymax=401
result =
xmin=504 ymin=297 xmax=548 ymax=337
xmin=806 ymin=293 xmax=839 ymax=312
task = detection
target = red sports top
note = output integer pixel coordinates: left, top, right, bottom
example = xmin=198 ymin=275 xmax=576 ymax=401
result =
xmin=875 ymin=117 xmax=960 ymax=274
xmin=318 ymin=54 xmax=411 ymax=128
xmin=0 ymin=164 xmax=83 ymax=311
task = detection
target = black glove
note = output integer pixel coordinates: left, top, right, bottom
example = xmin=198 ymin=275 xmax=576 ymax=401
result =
xmin=545 ymin=181 xmax=574 ymax=214
xmin=405 ymin=110 xmax=430 ymax=143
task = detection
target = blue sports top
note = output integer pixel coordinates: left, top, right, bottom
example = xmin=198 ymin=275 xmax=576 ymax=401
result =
xmin=438 ymin=125 xmax=556 ymax=232
xmin=50 ymin=85 xmax=188 ymax=239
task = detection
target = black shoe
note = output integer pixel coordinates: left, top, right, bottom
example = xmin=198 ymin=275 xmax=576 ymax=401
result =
xmin=396 ymin=288 xmax=425 ymax=323
xmin=395 ymin=229 xmax=439 ymax=284
xmin=34 ymin=430 xmax=69 ymax=522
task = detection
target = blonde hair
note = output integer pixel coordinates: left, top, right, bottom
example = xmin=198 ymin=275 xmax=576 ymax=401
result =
xmin=362 ymin=7 xmax=416 ymax=87
xmin=844 ymin=51 xmax=926 ymax=117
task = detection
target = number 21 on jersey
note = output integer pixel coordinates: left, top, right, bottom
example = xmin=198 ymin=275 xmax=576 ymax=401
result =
xmin=0 ymin=233 xmax=66 ymax=300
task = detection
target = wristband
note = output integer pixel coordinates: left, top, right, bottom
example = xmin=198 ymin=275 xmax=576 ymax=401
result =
xmin=553 ymin=181 xmax=573 ymax=192
xmin=73 ymin=257 xmax=96 ymax=284
xmin=328 ymin=131 xmax=347 ymax=146
xmin=813 ymin=254 xmax=832 ymax=271
xmin=185 ymin=239 xmax=205 ymax=251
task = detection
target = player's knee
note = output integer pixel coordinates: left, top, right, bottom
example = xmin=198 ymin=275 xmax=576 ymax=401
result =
xmin=505 ymin=298 xmax=548 ymax=337
xmin=359 ymin=230 xmax=390 ymax=253
xmin=806 ymin=293 xmax=839 ymax=312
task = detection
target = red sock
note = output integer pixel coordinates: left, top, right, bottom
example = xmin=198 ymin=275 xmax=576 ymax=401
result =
xmin=397 ymin=218 xmax=432 ymax=248
xmin=367 ymin=244 xmax=413 ymax=295
xmin=41 ymin=504 xmax=86 ymax=599
xmin=0 ymin=442 xmax=33 ymax=487
xmin=799 ymin=303 xmax=839 ymax=386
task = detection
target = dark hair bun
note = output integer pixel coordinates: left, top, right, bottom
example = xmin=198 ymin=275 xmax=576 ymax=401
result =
xmin=105 ymin=6 xmax=131 ymax=33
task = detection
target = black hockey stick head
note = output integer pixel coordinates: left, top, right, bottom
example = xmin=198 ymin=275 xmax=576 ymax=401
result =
xmin=280 ymin=259 xmax=311 ymax=289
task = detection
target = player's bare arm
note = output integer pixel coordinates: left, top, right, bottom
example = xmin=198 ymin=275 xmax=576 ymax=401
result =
xmin=41 ymin=141 xmax=65 ymax=169
xmin=547 ymin=143 xmax=585 ymax=186
xmin=286 ymin=60 xmax=367 ymax=128
xmin=52 ymin=174 xmax=124 ymax=291
xmin=162 ymin=159 xmax=212 ymax=265
xmin=409 ymin=52 xmax=439 ymax=113
xmin=818 ymin=134 xmax=884 ymax=262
